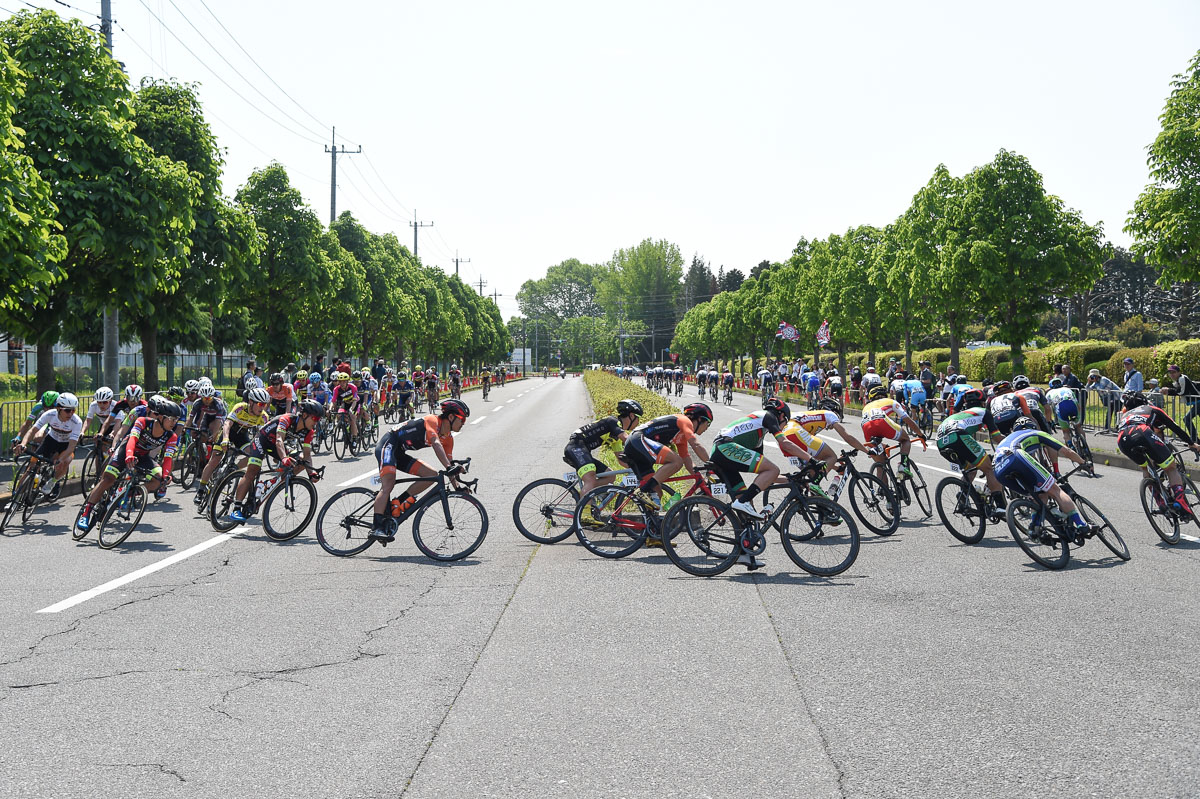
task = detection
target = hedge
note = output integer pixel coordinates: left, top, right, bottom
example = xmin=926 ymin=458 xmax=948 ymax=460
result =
xmin=1104 ymin=340 xmax=1200 ymax=383
xmin=959 ymin=347 xmax=1007 ymax=381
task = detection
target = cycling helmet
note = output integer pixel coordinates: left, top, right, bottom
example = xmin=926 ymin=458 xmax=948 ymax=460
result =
xmin=818 ymin=398 xmax=841 ymax=413
xmin=451 ymin=363 xmax=458 ymax=370
xmin=197 ymin=384 xmax=216 ymax=399
xmin=361 ymin=369 xmax=372 ymax=379
xmin=414 ymin=365 xmax=422 ymax=371
xmin=158 ymin=400 xmax=183 ymax=419
xmin=300 ymin=399 xmax=326 ymax=418
xmin=40 ymin=390 xmax=59 ymax=408
xmin=894 ymin=370 xmax=906 ymax=380
xmin=309 ymin=372 xmax=322 ymax=383
xmin=125 ymin=384 xmax=143 ymax=401
xmin=616 ymin=399 xmax=643 ymax=417
xmin=1048 ymin=377 xmax=1063 ymax=389
xmin=55 ymin=392 xmax=78 ymax=409
xmin=271 ymin=372 xmax=284 ymax=385
xmin=198 ymin=376 xmax=213 ymax=389
xmin=955 ymin=389 xmax=986 ymax=412
xmin=1012 ymin=375 xmax=1030 ymax=390
xmin=866 ymin=385 xmax=889 ymax=402
xmin=992 ymin=380 xmax=1013 ymax=394
xmin=1012 ymin=416 xmax=1038 ymax=431
xmin=397 ymin=371 xmax=407 ymax=380
xmin=828 ymin=368 xmax=838 ymax=376
xmin=440 ymin=399 xmax=470 ymax=420
xmin=683 ymin=402 xmax=713 ymax=422
xmin=147 ymin=395 xmax=166 ymax=414
xmin=246 ymin=387 xmax=270 ymax=404
xmin=184 ymin=380 xmax=199 ymax=394
xmin=167 ymin=385 xmax=184 ymax=400
xmin=335 ymin=372 xmax=351 ymax=382
xmin=763 ymin=397 xmax=790 ymax=421
xmin=1122 ymin=391 xmax=1148 ymax=411
xmin=93 ymin=386 xmax=114 ymax=403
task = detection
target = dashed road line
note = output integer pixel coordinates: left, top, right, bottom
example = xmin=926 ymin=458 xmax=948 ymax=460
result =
xmin=470 ymin=416 xmax=487 ymax=425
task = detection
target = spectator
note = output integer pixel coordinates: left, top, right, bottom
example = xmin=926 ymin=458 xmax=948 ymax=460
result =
xmin=1086 ymin=369 xmax=1122 ymax=428
xmin=885 ymin=357 xmax=898 ymax=381
xmin=1147 ymin=378 xmax=1165 ymax=409
xmin=282 ymin=362 xmax=297 ymax=385
xmin=237 ymin=359 xmax=256 ymax=400
xmin=372 ymin=358 xmax=388 ymax=383
xmin=1062 ymin=363 xmax=1085 ymax=415
xmin=919 ymin=360 xmax=935 ymax=396
xmin=313 ymin=354 xmax=325 ymax=375
xmin=940 ymin=365 xmax=957 ymax=417
xmin=1121 ymin=357 xmax=1143 ymax=393
xmin=1163 ymin=364 xmax=1200 ymax=440
xmin=1053 ymin=363 xmax=1064 ymax=379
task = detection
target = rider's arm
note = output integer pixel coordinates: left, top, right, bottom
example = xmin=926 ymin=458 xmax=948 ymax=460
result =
xmin=1154 ymin=409 xmax=1197 ymax=447
xmin=831 ymin=422 xmax=871 ymax=454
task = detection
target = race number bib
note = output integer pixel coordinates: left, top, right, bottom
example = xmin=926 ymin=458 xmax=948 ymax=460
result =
xmin=563 ymin=472 xmax=577 ymax=483
xmin=788 ymin=456 xmax=802 ymax=468
xmin=621 ymin=474 xmax=639 ymax=487
xmin=711 ymin=483 xmax=728 ymax=495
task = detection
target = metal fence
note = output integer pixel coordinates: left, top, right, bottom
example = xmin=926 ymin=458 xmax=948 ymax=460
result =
xmin=2 ymin=349 xmax=256 ymax=396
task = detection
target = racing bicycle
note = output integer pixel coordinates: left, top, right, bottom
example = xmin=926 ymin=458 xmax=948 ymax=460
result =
xmin=1138 ymin=442 xmax=1200 ymax=545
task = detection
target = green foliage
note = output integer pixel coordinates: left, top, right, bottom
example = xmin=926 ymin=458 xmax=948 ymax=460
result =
xmin=914 ymin=348 xmax=952 ymax=369
xmin=582 ymin=370 xmax=678 ymax=469
xmin=1106 ymin=347 xmax=1156 ymax=380
xmin=517 ymin=258 xmax=604 ymax=323
xmin=1113 ymin=315 xmax=1161 ymax=348
xmin=1126 ymin=49 xmax=1200 ymax=284
xmin=959 ymin=347 xmax=1008 ymax=381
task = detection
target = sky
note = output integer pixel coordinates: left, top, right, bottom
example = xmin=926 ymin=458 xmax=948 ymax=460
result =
xmin=7 ymin=0 xmax=1200 ymax=322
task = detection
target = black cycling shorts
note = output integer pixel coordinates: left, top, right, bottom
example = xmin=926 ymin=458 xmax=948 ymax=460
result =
xmin=1116 ymin=424 xmax=1174 ymax=469
xmin=376 ymin=430 xmax=418 ymax=475
xmin=622 ymin=432 xmax=664 ymax=480
xmin=563 ymin=439 xmax=607 ymax=479
xmin=35 ymin=436 xmax=70 ymax=460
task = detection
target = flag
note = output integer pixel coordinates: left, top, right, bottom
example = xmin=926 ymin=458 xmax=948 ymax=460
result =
xmin=816 ymin=319 xmax=831 ymax=347
xmin=670 ymin=352 xmax=679 ymax=364
xmin=776 ymin=320 xmax=800 ymax=341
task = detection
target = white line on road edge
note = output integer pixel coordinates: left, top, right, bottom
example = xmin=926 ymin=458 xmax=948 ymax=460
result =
xmin=493 ymin=405 xmax=504 ymax=412
xmin=338 ymin=468 xmax=379 ymax=487
xmin=38 ymin=529 xmax=248 ymax=613
xmin=470 ymin=416 xmax=486 ymax=425
xmin=507 ymin=399 xmax=516 ymax=403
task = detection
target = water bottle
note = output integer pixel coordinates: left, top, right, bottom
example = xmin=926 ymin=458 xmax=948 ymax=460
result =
xmin=254 ymin=481 xmax=266 ymax=503
xmin=390 ymin=497 xmax=404 ymax=517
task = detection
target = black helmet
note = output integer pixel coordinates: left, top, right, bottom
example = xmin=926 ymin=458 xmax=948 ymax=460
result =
xmin=1012 ymin=416 xmax=1038 ymax=431
xmin=818 ymin=398 xmax=841 ymax=413
xmin=440 ymin=399 xmax=470 ymax=419
xmin=157 ymin=400 xmax=183 ymax=419
xmin=866 ymin=385 xmax=889 ymax=402
xmin=992 ymin=380 xmax=1013 ymax=394
xmin=683 ymin=402 xmax=713 ymax=422
xmin=955 ymin=389 xmax=986 ymax=412
xmin=147 ymin=395 xmax=167 ymax=414
xmin=763 ymin=397 xmax=790 ymax=421
xmin=616 ymin=399 xmax=643 ymax=418
xmin=300 ymin=399 xmax=326 ymax=418
xmin=1122 ymin=391 xmax=1148 ymax=411
xmin=1012 ymin=375 xmax=1030 ymax=390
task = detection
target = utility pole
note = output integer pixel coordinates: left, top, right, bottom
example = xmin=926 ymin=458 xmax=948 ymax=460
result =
xmin=490 ymin=288 xmax=502 ymax=305
xmin=409 ymin=210 xmax=433 ymax=258
xmin=101 ymin=0 xmax=119 ymax=390
xmin=521 ymin=318 xmax=526 ymax=377
xmin=453 ymin=251 xmax=471 ymax=278
xmin=476 ymin=276 xmax=487 ymax=296
xmin=617 ymin=301 xmax=625 ymax=367
xmin=324 ymin=127 xmax=361 ymax=225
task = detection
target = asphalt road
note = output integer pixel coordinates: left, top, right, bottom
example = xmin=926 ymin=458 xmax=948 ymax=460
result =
xmin=1 ymin=376 xmax=1197 ymax=798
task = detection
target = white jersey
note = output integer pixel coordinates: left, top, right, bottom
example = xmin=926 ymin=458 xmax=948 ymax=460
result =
xmin=86 ymin=400 xmax=114 ymax=422
xmin=861 ymin=372 xmax=882 ymax=389
xmin=34 ymin=409 xmax=83 ymax=443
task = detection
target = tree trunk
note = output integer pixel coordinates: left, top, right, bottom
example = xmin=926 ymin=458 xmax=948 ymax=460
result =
xmin=904 ymin=327 xmax=913 ymax=373
xmin=36 ymin=338 xmax=55 ymax=394
xmin=837 ymin=341 xmax=847 ymax=376
xmin=947 ymin=316 xmax=961 ymax=373
xmin=868 ymin=348 xmax=876 ymax=366
xmin=1010 ymin=341 xmax=1024 ymax=376
xmin=215 ymin=346 xmax=225 ymax=385
xmin=140 ymin=323 xmax=159 ymax=391
xmin=1177 ymin=282 xmax=1194 ymax=341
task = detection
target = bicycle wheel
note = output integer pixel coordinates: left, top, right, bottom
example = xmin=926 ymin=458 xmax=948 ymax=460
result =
xmin=1006 ymin=498 xmax=1070 ymax=570
xmin=315 ymin=487 xmax=377 ymax=556
xmin=512 ymin=477 xmax=580 ymax=544
xmin=208 ymin=469 xmax=246 ymax=532
xmin=660 ymin=495 xmax=740 ymax=576
xmin=21 ymin=472 xmax=43 ymax=524
xmin=97 ymin=483 xmax=147 ymax=549
xmin=574 ymin=485 xmax=649 ymax=558
xmin=333 ymin=423 xmax=349 ymax=460
xmin=1076 ymin=496 xmax=1129 ymax=560
xmin=1140 ymin=478 xmax=1180 ymax=545
xmin=71 ymin=498 xmax=96 ymax=541
xmin=780 ymin=496 xmax=860 ymax=576
xmin=178 ymin=446 xmax=198 ymax=490
xmin=80 ymin=449 xmax=102 ymax=494
xmin=910 ymin=463 xmax=933 ymax=518
xmin=412 ymin=490 xmax=488 ymax=561
xmin=1076 ymin=434 xmax=1095 ymax=474
xmin=848 ymin=471 xmax=899 ymax=536
xmin=935 ymin=477 xmax=986 ymax=544
xmin=0 ymin=472 xmax=27 ymax=533
xmin=262 ymin=476 xmax=318 ymax=541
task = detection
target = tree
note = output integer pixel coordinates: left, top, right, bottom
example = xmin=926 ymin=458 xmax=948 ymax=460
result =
xmin=125 ymin=78 xmax=259 ymax=389
xmin=961 ymin=150 xmax=1103 ymax=373
xmin=718 ymin=267 xmax=745 ymax=293
xmin=1127 ymin=49 xmax=1200 ymax=285
xmin=516 ymin=258 xmax=603 ymax=325
xmin=681 ymin=254 xmax=713 ymax=311
xmin=331 ymin=213 xmax=421 ymax=360
xmin=0 ymin=10 xmax=198 ymax=391
xmin=234 ymin=163 xmax=326 ymax=368
xmin=596 ymin=239 xmax=684 ymax=362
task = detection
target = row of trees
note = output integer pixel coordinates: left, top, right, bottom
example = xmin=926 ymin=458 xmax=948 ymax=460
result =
xmin=0 ymin=10 xmax=508 ymax=391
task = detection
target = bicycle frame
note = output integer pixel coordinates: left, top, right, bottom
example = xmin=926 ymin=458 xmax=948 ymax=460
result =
xmin=370 ymin=459 xmax=478 ymax=533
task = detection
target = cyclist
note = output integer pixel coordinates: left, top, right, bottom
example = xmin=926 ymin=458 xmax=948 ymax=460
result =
xmin=448 ymin=363 xmax=463 ymax=398
xmin=330 ymin=372 xmax=361 ymax=442
xmin=622 ymin=403 xmax=714 ymax=511
xmin=780 ymin=397 xmax=871 ymax=497
xmin=370 ymin=398 xmax=471 ymax=542
xmin=696 ymin=367 xmax=708 ymax=397
xmin=228 ymin=399 xmax=326 ymax=523
xmin=1046 ymin=377 xmax=1084 ymax=446
xmin=100 ymin=385 xmax=145 ymax=440
xmin=395 ymin=371 xmax=416 ymax=417
xmin=991 ymin=417 xmax=1093 ymax=535
xmin=357 ymin=368 xmax=379 ymax=427
xmin=480 ymin=365 xmax=492 ymax=397
xmin=14 ymin=392 xmax=82 ymax=497
xmin=903 ymin=374 xmax=930 ymax=429
xmin=947 ymin=374 xmax=973 ymax=412
xmin=14 ymin=390 xmax=60 ymax=446
xmin=78 ymin=399 xmax=182 ymax=529
xmin=935 ymin=388 xmax=1006 ymax=513
xmin=1013 ymin=375 xmax=1052 ymax=433
xmin=1116 ymin=391 xmax=1200 ymax=515
xmin=186 ymin=383 xmax=227 ymax=462
xmin=84 ymin=386 xmax=116 ymax=439
xmin=860 ymin=364 xmax=882 ymax=400
xmin=825 ymin=369 xmax=843 ymax=407
xmin=182 ymin=380 xmax=200 ymax=416
xmin=565 ymin=398 xmax=643 ymax=497
xmin=194 ymin=388 xmax=270 ymax=507
xmin=267 ymin=373 xmax=295 ymax=417
xmin=309 ymin=373 xmax=333 ymax=409
xmin=722 ymin=367 xmax=735 ymax=399
xmin=889 ymin=369 xmax=908 ymax=403
xmin=804 ymin=368 xmax=821 ymax=407
xmin=757 ymin=365 xmax=775 ymax=401
xmin=860 ymin=384 xmax=927 ymax=480
xmin=983 ymin=380 xmax=1033 ymax=444
xmin=412 ymin=365 xmax=425 ymax=390
xmin=424 ymin=367 xmax=441 ymax=407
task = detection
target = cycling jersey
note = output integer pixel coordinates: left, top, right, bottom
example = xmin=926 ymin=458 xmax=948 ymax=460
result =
xmin=993 ymin=429 xmax=1064 ymax=494
xmin=860 ymin=373 xmax=882 ymax=390
xmin=25 ymin=401 xmax=52 ymax=422
xmin=376 ymin=415 xmax=453 ymax=475
xmin=936 ymin=408 xmax=988 ymax=468
xmin=254 ymin=413 xmax=315 ymax=460
xmin=226 ymin=401 xmax=268 ymax=429
xmin=1016 ymin=387 xmax=1047 ymax=408
xmin=84 ymin=400 xmax=115 ymax=432
xmin=124 ymin=416 xmax=179 ymax=459
xmin=267 ymin=383 xmax=294 ymax=411
xmin=449 ymin=370 xmax=462 ymax=385
xmin=424 ymin=373 xmax=439 ymax=387
xmin=32 ymin=409 xmax=83 ymax=443
xmin=570 ymin=417 xmax=623 ymax=450
xmin=109 ymin=398 xmax=146 ymax=423
xmin=188 ymin=397 xmax=227 ymax=429
xmin=395 ymin=380 xmax=416 ymax=398
xmin=332 ymin=383 xmax=359 ymax=406
xmin=986 ymin=392 xmax=1029 ymax=426
xmin=723 ymin=373 xmax=734 ymax=386
xmin=790 ymin=410 xmax=841 ymax=436
xmin=903 ymin=379 xmax=926 ymax=405
xmin=635 ymin=414 xmax=698 ymax=455
xmin=861 ymin=398 xmax=910 ymax=441
xmin=715 ymin=412 xmax=785 ymax=451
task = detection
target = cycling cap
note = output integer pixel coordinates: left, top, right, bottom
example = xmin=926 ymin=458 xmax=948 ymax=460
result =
xmin=617 ymin=399 xmax=643 ymax=417
xmin=683 ymin=402 xmax=713 ymax=422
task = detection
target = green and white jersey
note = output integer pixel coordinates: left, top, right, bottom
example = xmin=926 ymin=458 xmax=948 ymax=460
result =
xmin=936 ymin=407 xmax=985 ymax=438
xmin=715 ymin=412 xmax=784 ymax=451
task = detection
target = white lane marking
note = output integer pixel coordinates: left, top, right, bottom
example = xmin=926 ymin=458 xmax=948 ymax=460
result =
xmin=338 ymin=468 xmax=379 ymax=487
xmin=507 ymin=399 xmax=516 ymax=403
xmin=914 ymin=461 xmax=960 ymax=478
xmin=470 ymin=416 xmax=486 ymax=425
xmin=38 ymin=528 xmax=248 ymax=613
xmin=493 ymin=406 xmax=504 ymax=412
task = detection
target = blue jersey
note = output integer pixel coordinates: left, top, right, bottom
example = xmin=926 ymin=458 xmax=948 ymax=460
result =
xmin=903 ymin=379 xmax=927 ymax=404
xmin=805 ymin=374 xmax=820 ymax=391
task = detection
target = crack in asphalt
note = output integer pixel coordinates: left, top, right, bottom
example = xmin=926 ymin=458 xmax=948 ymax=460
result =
xmin=100 ymin=762 xmax=186 ymax=783
xmin=754 ymin=577 xmax=848 ymax=799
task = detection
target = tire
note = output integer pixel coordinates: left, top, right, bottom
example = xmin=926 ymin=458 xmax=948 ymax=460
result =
xmin=21 ymin=472 xmax=43 ymax=524
xmin=315 ymin=487 xmax=377 ymax=557
xmin=1185 ymin=476 xmax=1200 ymax=531
xmin=1140 ymin=478 xmax=1180 ymax=545
xmin=0 ymin=482 xmax=23 ymax=534
xmin=178 ymin=446 xmax=198 ymax=490
xmin=779 ymin=496 xmax=860 ymax=576
xmin=71 ymin=499 xmax=95 ymax=541
xmin=412 ymin=491 xmax=488 ymax=561
xmin=848 ymin=471 xmax=900 ymax=536
xmin=80 ymin=449 xmax=102 ymax=495
xmin=574 ymin=485 xmax=649 ymax=558
xmin=1006 ymin=498 xmax=1070 ymax=570
xmin=512 ymin=478 xmax=580 ymax=544
xmin=208 ymin=469 xmax=246 ymax=532
xmin=660 ymin=495 xmax=740 ymax=576
xmin=910 ymin=463 xmax=933 ymax=518
xmin=935 ymin=477 xmax=986 ymax=544
xmin=1076 ymin=496 xmax=1130 ymax=561
xmin=262 ymin=476 xmax=318 ymax=541
xmin=333 ymin=423 xmax=349 ymax=460
xmin=97 ymin=483 xmax=147 ymax=549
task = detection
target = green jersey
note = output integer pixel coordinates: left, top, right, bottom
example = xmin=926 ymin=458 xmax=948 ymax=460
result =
xmin=715 ymin=412 xmax=785 ymax=451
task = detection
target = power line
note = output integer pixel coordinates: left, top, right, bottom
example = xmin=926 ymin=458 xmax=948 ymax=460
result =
xmin=360 ymin=153 xmax=411 ymax=216
xmin=341 ymin=158 xmax=408 ymax=223
xmin=133 ymin=0 xmax=324 ymax=145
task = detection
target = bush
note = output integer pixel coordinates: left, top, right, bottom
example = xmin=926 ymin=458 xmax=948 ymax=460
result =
xmin=1085 ymin=360 xmax=1109 ymax=378
xmin=1040 ymin=340 xmax=1122 ymax=376
xmin=1106 ymin=347 xmax=1156 ymax=381
xmin=914 ymin=348 xmax=951 ymax=369
xmin=1104 ymin=340 xmax=1200 ymax=383
xmin=959 ymin=346 xmax=1007 ymax=381
xmin=1113 ymin=315 xmax=1161 ymax=348
xmin=993 ymin=362 xmax=1013 ymax=382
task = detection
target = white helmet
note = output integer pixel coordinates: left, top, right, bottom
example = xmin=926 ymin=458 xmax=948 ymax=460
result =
xmin=124 ymin=384 xmax=143 ymax=400
xmin=198 ymin=384 xmax=216 ymax=398
xmin=184 ymin=379 xmax=200 ymax=393
xmin=246 ymin=387 xmax=270 ymax=404
xmin=451 ymin=363 xmax=458 ymax=370
xmin=93 ymin=386 xmax=114 ymax=402
xmin=198 ymin=376 xmax=213 ymax=388
xmin=56 ymin=392 xmax=79 ymax=409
